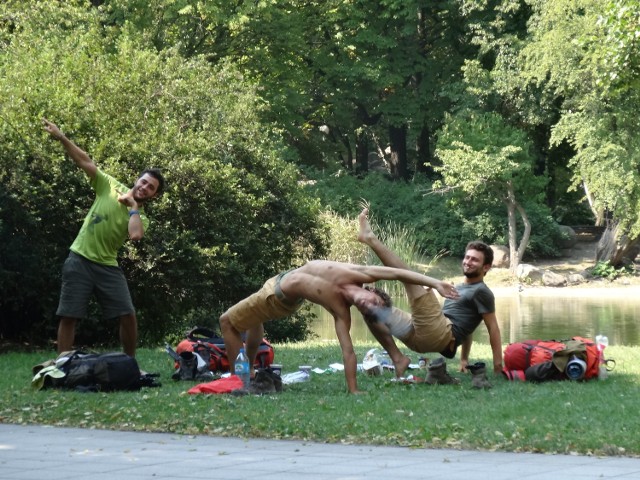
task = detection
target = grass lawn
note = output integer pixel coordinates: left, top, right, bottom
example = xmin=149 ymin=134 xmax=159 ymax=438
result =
xmin=2 ymin=341 xmax=639 ymax=457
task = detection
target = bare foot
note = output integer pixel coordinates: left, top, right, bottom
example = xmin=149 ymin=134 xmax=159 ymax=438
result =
xmin=393 ymin=355 xmax=411 ymax=378
xmin=357 ymin=208 xmax=376 ymax=244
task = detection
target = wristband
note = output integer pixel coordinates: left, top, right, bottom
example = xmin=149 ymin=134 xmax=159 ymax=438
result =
xmin=128 ymin=210 xmax=140 ymax=217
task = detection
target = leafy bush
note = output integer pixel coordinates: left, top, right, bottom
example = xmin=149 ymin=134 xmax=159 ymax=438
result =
xmin=591 ymin=261 xmax=633 ymax=281
xmin=264 ymin=304 xmax=319 ymax=343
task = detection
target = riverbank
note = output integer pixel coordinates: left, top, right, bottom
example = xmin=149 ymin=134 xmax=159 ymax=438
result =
xmin=483 ymin=239 xmax=640 ymax=296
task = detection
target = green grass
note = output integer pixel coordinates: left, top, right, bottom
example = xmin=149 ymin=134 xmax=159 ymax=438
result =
xmin=2 ymin=341 xmax=639 ymax=457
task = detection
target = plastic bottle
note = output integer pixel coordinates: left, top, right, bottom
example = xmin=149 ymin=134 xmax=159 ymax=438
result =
xmin=595 ymin=335 xmax=609 ymax=380
xmin=418 ymin=357 xmax=427 ymax=370
xmin=235 ymin=348 xmax=251 ymax=389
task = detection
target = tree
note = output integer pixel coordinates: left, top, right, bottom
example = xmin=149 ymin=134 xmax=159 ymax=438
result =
xmin=434 ymin=110 xmax=546 ymax=272
xmin=517 ymin=0 xmax=640 ymax=265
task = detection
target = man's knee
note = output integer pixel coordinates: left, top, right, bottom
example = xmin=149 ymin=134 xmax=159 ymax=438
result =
xmin=58 ymin=317 xmax=77 ymax=328
xmin=120 ymin=312 xmax=136 ymax=322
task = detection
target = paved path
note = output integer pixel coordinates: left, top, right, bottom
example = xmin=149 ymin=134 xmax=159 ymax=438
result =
xmin=1 ymin=423 xmax=639 ymax=479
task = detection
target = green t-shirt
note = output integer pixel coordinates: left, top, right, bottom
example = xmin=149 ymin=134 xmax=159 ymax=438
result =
xmin=70 ymin=169 xmax=149 ymax=266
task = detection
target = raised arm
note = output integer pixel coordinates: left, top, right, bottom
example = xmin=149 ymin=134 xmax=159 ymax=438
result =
xmin=43 ymin=119 xmax=97 ymax=179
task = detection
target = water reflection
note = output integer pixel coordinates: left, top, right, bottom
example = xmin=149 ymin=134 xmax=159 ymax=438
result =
xmin=310 ymin=290 xmax=640 ymax=346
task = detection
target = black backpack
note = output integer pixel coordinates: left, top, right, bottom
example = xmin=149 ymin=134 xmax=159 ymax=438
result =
xmin=46 ymin=351 xmax=148 ymax=392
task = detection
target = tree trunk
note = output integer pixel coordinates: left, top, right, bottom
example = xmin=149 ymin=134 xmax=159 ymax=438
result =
xmin=388 ymin=124 xmax=408 ymax=180
xmin=355 ymin=130 xmax=369 ymax=175
xmin=596 ymin=221 xmax=640 ymax=267
xmin=583 ymin=181 xmax=606 ymax=226
xmin=416 ymin=124 xmax=434 ymax=177
xmin=338 ymin=130 xmax=353 ymax=171
xmin=505 ymin=181 xmax=531 ymax=274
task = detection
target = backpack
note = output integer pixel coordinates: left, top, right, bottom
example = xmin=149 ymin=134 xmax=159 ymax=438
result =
xmin=503 ymin=336 xmax=601 ymax=382
xmin=34 ymin=351 xmax=153 ymax=392
xmin=171 ymin=327 xmax=275 ymax=374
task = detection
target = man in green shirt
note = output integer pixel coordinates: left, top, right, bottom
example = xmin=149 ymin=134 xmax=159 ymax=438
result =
xmin=43 ymin=119 xmax=165 ymax=358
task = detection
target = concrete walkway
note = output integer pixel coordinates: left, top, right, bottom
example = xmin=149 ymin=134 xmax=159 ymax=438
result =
xmin=1 ymin=423 xmax=639 ymax=479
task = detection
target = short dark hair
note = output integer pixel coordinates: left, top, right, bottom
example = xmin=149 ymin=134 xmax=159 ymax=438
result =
xmin=465 ymin=241 xmax=494 ymax=266
xmin=139 ymin=168 xmax=165 ymax=196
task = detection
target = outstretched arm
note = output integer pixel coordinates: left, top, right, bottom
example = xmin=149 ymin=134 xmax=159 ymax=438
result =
xmin=43 ymin=119 xmax=97 ymax=179
xmin=356 ymin=265 xmax=459 ymax=299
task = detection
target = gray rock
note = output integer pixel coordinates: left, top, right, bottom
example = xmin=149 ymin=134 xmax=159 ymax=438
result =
xmin=542 ymin=270 xmax=567 ymax=287
xmin=491 ymin=245 xmax=510 ymax=268
xmin=516 ymin=264 xmax=544 ymax=283
xmin=567 ymin=273 xmax=586 ymax=285
xmin=558 ymin=225 xmax=577 ymax=249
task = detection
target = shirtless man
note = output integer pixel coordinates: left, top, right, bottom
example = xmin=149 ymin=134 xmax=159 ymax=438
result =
xmin=356 ymin=208 xmax=503 ymax=378
xmin=219 ymin=260 xmax=459 ymax=394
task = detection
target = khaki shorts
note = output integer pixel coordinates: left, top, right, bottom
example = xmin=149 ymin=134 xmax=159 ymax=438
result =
xmin=224 ymin=274 xmax=303 ymax=332
xmin=400 ymin=290 xmax=454 ymax=353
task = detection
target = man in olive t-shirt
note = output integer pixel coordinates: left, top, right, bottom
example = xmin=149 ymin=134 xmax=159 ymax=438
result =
xmin=43 ymin=119 xmax=165 ymax=358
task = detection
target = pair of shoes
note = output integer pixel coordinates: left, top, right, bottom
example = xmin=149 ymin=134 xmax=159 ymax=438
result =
xmin=425 ymin=357 xmax=460 ymax=385
xmin=468 ymin=361 xmax=492 ymax=389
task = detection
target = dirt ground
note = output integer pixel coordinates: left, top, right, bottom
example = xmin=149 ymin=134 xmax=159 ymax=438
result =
xmin=489 ymin=240 xmax=640 ymax=289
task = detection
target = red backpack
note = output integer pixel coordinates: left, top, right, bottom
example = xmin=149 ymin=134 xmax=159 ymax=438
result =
xmin=503 ymin=336 xmax=600 ymax=381
xmin=175 ymin=327 xmax=275 ymax=373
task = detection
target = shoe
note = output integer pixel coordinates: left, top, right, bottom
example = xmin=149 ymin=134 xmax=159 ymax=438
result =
xmin=468 ymin=361 xmax=492 ymax=389
xmin=425 ymin=357 xmax=460 ymax=385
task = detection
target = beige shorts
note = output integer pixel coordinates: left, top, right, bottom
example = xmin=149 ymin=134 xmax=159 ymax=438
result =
xmin=224 ymin=274 xmax=303 ymax=332
xmin=400 ymin=290 xmax=454 ymax=353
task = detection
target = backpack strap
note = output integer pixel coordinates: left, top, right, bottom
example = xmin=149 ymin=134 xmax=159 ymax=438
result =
xmin=187 ymin=326 xmax=222 ymax=342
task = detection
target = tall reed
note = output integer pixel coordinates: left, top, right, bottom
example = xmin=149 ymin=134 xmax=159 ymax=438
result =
xmin=321 ymin=208 xmax=442 ymax=298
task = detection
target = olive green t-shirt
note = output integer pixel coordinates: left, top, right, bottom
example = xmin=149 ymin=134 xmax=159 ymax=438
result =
xmin=70 ymin=169 xmax=148 ymax=266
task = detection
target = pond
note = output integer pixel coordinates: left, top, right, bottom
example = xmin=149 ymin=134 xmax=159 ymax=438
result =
xmin=310 ymin=288 xmax=640 ymax=347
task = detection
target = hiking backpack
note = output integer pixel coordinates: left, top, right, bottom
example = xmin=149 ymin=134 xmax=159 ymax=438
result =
xmin=172 ymin=326 xmax=274 ymax=373
xmin=503 ymin=336 xmax=601 ymax=382
xmin=33 ymin=351 xmax=154 ymax=392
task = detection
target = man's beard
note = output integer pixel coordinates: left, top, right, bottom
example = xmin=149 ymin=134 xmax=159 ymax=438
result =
xmin=463 ymin=268 xmax=482 ymax=279
xmin=132 ymin=189 xmax=147 ymax=204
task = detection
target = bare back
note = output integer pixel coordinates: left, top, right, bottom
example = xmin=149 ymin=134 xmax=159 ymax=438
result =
xmin=279 ymin=260 xmax=370 ymax=315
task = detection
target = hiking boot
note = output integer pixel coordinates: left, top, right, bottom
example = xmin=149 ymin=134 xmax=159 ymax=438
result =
xmin=425 ymin=357 xmax=460 ymax=385
xmin=248 ymin=368 xmax=283 ymax=395
xmin=172 ymin=351 xmax=197 ymax=380
xmin=468 ymin=361 xmax=492 ymax=389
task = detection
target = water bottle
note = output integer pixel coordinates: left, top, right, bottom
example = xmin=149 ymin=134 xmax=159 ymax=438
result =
xmin=418 ymin=357 xmax=427 ymax=370
xmin=235 ymin=348 xmax=251 ymax=389
xmin=595 ymin=335 xmax=609 ymax=380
